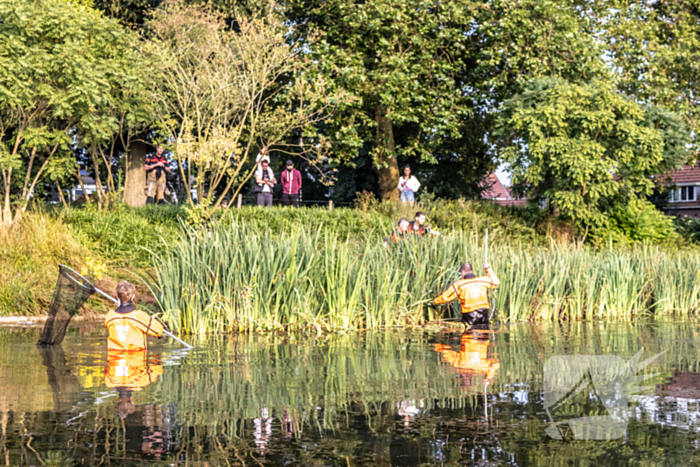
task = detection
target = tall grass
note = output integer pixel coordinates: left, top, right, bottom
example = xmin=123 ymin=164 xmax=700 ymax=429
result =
xmin=0 ymin=213 xmax=89 ymax=316
xmin=150 ymin=222 xmax=700 ymax=334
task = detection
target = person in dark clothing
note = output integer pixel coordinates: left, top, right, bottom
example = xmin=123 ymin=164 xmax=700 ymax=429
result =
xmin=144 ymin=146 xmax=171 ymax=205
xmin=255 ymin=159 xmax=276 ymax=206
xmin=280 ymin=160 xmax=302 ymax=207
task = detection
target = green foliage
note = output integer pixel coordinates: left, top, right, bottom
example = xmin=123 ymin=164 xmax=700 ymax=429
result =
xmin=0 ymin=0 xmax=144 ymax=223
xmin=0 ymin=213 xmax=88 ymax=316
xmin=60 ymin=205 xmax=182 ymax=267
xmin=149 ymin=219 xmax=700 ymax=334
xmin=590 ymin=198 xmax=680 ymax=247
xmin=497 ymin=78 xmax=689 ymax=245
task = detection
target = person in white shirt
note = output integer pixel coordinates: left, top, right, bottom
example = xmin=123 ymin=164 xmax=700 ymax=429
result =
xmin=255 ymin=159 xmax=276 ymax=206
xmin=398 ymin=165 xmax=420 ymax=205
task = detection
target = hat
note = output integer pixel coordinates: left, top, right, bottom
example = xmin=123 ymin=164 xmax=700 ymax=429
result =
xmin=286 ymin=160 xmax=294 ymax=166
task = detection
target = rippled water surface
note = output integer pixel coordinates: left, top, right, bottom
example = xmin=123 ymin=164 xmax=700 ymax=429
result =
xmin=2 ymin=321 xmax=700 ymax=466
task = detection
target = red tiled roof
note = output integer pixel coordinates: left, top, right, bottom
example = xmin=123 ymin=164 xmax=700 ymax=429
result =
xmin=480 ymin=173 xmax=528 ymax=207
xmin=480 ymin=173 xmax=510 ymax=199
xmin=666 ymin=165 xmax=700 ymax=184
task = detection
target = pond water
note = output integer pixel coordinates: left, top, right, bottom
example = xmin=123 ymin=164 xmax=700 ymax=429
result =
xmin=2 ymin=321 xmax=700 ymax=466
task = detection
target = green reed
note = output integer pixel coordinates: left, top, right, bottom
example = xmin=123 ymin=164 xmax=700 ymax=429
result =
xmin=149 ymin=222 xmax=700 ymax=334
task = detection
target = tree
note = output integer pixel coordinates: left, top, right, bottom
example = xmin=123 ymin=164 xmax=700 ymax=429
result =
xmin=0 ymin=0 xmax=141 ymax=227
xmin=497 ymin=78 xmax=689 ymax=247
xmin=285 ymin=0 xmax=478 ymax=200
xmin=145 ymin=1 xmax=338 ymax=213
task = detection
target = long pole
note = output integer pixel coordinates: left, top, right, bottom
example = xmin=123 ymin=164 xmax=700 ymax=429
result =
xmin=59 ymin=264 xmax=193 ymax=349
xmin=485 ymin=220 xmax=489 ymax=264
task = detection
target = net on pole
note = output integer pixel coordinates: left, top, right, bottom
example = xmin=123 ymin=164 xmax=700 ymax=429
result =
xmin=38 ymin=265 xmax=96 ymax=346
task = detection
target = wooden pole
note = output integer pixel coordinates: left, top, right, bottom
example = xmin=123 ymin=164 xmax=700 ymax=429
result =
xmin=329 ymin=200 xmax=333 ymax=211
xmin=237 ymin=193 xmax=242 ymax=209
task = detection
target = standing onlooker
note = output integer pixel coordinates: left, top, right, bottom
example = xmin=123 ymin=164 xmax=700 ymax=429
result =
xmin=280 ymin=160 xmax=302 ymax=207
xmin=398 ymin=165 xmax=420 ymax=205
xmin=255 ymin=159 xmax=276 ymax=206
xmin=145 ymin=146 xmax=171 ymax=205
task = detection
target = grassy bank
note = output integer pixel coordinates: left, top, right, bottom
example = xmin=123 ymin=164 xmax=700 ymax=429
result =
xmin=3 ymin=200 xmax=700 ymax=322
xmin=150 ymin=221 xmax=700 ymax=334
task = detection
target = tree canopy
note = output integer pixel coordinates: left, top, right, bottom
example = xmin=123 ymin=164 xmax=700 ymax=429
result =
xmin=0 ymin=0 xmax=699 ymax=238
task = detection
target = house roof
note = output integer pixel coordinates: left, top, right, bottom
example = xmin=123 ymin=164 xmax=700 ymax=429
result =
xmin=480 ymin=173 xmax=511 ymax=200
xmin=480 ymin=173 xmax=529 ymax=207
xmin=666 ymin=165 xmax=700 ymax=184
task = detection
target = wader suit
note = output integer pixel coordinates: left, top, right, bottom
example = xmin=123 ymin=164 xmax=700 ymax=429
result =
xmin=434 ymin=266 xmax=500 ymax=326
xmin=104 ymin=302 xmax=164 ymax=352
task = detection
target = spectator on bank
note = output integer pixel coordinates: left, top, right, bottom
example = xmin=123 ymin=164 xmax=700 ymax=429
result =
xmin=256 ymin=146 xmax=270 ymax=164
xmin=398 ymin=165 xmax=420 ymax=206
xmin=144 ymin=146 xmax=171 ymax=205
xmin=280 ymin=160 xmax=302 ymax=208
xmin=255 ymin=159 xmax=276 ymax=207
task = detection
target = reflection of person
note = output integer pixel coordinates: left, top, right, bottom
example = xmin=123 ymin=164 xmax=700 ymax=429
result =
xmin=145 ymin=146 xmax=171 ymax=205
xmin=431 ymin=262 xmax=499 ymax=327
xmin=254 ymin=407 xmax=273 ymax=456
xmin=435 ymin=331 xmax=499 ymax=388
xmin=104 ymin=281 xmax=164 ymax=351
xmin=398 ymin=165 xmax=420 ymax=205
xmin=280 ymin=160 xmax=302 ymax=207
xmin=384 ymin=218 xmax=411 ymax=247
xmin=398 ymin=399 xmax=424 ymax=431
xmin=105 ymin=350 xmax=167 ymax=458
xmin=255 ymin=159 xmax=276 ymax=207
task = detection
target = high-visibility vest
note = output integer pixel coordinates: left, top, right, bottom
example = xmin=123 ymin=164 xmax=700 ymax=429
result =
xmin=104 ymin=304 xmax=164 ymax=351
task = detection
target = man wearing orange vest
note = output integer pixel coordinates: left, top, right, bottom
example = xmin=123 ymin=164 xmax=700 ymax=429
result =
xmin=105 ymin=281 xmax=164 ymax=351
xmin=432 ymin=261 xmax=500 ymax=327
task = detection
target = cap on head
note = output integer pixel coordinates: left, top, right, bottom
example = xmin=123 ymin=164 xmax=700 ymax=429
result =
xmin=116 ymin=281 xmax=136 ymax=304
xmin=286 ymin=160 xmax=293 ymax=167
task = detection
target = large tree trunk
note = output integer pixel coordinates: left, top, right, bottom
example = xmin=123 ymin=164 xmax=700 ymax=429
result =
xmin=123 ymin=141 xmax=148 ymax=207
xmin=375 ymin=107 xmax=400 ymax=201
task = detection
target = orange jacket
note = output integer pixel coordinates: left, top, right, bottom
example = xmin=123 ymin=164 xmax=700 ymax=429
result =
xmin=104 ymin=350 xmax=163 ymax=390
xmin=435 ymin=333 xmax=499 ymax=382
xmin=434 ymin=267 xmax=500 ymax=314
xmin=105 ymin=304 xmax=164 ymax=351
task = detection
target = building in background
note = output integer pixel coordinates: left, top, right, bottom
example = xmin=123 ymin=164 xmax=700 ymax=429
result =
xmin=480 ymin=173 xmax=528 ymax=207
xmin=663 ymin=166 xmax=700 ymax=218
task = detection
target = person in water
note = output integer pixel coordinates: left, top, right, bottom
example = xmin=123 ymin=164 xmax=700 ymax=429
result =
xmin=431 ymin=261 xmax=500 ymax=326
xmin=434 ymin=330 xmax=499 ymax=388
xmin=105 ymin=281 xmax=164 ymax=351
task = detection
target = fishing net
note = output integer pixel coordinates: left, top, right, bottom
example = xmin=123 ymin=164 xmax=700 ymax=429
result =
xmin=38 ymin=265 xmax=96 ymax=346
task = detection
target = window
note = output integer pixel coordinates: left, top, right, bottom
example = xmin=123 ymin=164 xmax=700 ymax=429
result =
xmin=669 ymin=186 xmax=698 ymax=203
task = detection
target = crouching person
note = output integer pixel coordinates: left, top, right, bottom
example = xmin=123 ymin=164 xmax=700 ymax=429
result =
xmin=105 ymin=281 xmax=164 ymax=351
xmin=432 ymin=262 xmax=500 ymax=327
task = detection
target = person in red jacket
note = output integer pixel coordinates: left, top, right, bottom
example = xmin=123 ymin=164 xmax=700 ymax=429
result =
xmin=280 ymin=160 xmax=302 ymax=207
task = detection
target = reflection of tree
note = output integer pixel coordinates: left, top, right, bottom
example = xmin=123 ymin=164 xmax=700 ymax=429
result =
xmin=5 ymin=323 xmax=700 ymax=465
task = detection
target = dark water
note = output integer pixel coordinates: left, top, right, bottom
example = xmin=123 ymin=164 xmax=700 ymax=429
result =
xmin=2 ymin=321 xmax=700 ymax=466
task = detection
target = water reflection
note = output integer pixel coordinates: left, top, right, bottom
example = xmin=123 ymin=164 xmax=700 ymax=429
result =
xmin=1 ymin=322 xmax=700 ymax=465
xmin=434 ymin=330 xmax=499 ymax=390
